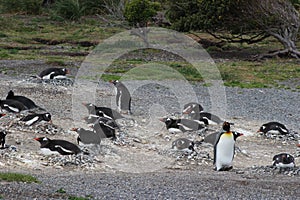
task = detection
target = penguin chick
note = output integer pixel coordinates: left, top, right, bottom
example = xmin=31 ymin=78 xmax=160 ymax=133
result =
xmin=214 ymin=122 xmax=243 ymax=171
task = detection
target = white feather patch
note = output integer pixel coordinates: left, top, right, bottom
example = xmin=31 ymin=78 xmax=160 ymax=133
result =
xmin=4 ymin=104 xmax=19 ymax=112
xmin=25 ymin=116 xmax=39 ymax=126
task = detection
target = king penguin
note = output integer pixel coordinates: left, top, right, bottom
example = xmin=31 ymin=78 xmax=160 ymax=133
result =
xmin=214 ymin=122 xmax=243 ymax=171
xmin=110 ymin=80 xmax=131 ymax=114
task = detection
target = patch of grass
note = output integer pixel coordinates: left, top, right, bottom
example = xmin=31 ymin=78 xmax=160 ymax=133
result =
xmin=56 ymin=188 xmax=67 ymax=194
xmin=68 ymin=195 xmax=92 ymax=200
xmin=0 ymin=172 xmax=40 ymax=183
xmin=100 ymin=74 xmax=121 ymax=82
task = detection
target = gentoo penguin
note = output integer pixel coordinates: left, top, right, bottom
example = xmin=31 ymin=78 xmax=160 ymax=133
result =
xmin=171 ymin=138 xmax=195 ymax=153
xmin=0 ymin=131 xmax=7 ymax=149
xmin=182 ymin=102 xmax=204 ymax=116
xmin=0 ymin=99 xmax=26 ymax=113
xmin=84 ymin=112 xmax=119 ymax=129
xmin=110 ymin=80 xmax=131 ymax=114
xmin=272 ymin=153 xmax=295 ymax=168
xmin=71 ymin=128 xmax=101 ymax=145
xmin=258 ymin=122 xmax=289 ymax=135
xmin=6 ymin=90 xmax=42 ymax=110
xmin=159 ymin=117 xmax=206 ymax=134
xmin=39 ymin=68 xmax=69 ymax=79
xmin=20 ymin=113 xmax=52 ymax=126
xmin=83 ymin=103 xmax=124 ymax=120
xmin=214 ymin=122 xmax=243 ymax=171
xmin=92 ymin=121 xmax=116 ymax=139
xmin=34 ymin=137 xmax=81 ymax=155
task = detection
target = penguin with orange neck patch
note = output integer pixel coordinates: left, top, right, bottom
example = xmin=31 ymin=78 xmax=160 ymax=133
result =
xmin=214 ymin=121 xmax=243 ymax=171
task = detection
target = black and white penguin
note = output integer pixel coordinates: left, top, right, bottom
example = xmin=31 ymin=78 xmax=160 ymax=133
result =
xmin=0 ymin=99 xmax=26 ymax=113
xmin=272 ymin=153 xmax=295 ymax=168
xmin=110 ymin=80 xmax=131 ymax=114
xmin=20 ymin=113 xmax=52 ymax=126
xmin=171 ymin=138 xmax=195 ymax=153
xmin=34 ymin=137 xmax=81 ymax=155
xmin=92 ymin=121 xmax=116 ymax=139
xmin=258 ymin=122 xmax=289 ymax=135
xmin=214 ymin=122 xmax=243 ymax=171
xmin=83 ymin=103 xmax=125 ymax=120
xmin=0 ymin=131 xmax=7 ymax=149
xmin=159 ymin=117 xmax=206 ymax=134
xmin=39 ymin=68 xmax=69 ymax=79
xmin=71 ymin=128 xmax=101 ymax=145
xmin=182 ymin=102 xmax=204 ymax=116
xmin=6 ymin=90 xmax=42 ymax=110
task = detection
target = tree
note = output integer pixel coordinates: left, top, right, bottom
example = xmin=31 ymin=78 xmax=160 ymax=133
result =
xmin=167 ymin=0 xmax=300 ymax=58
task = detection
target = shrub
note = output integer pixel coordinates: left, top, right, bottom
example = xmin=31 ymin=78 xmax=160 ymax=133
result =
xmin=0 ymin=0 xmax=43 ymax=14
xmin=52 ymin=0 xmax=85 ymax=21
xmin=124 ymin=0 xmax=160 ymax=27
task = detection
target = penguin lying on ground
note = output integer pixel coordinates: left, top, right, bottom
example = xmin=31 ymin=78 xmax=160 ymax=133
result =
xmin=110 ymin=80 xmax=131 ymax=114
xmin=6 ymin=90 xmax=44 ymax=110
xmin=83 ymin=103 xmax=125 ymax=120
xmin=171 ymin=138 xmax=195 ymax=153
xmin=20 ymin=113 xmax=52 ymax=126
xmin=182 ymin=102 xmax=204 ymax=117
xmin=159 ymin=117 xmax=207 ymax=134
xmin=84 ymin=112 xmax=119 ymax=129
xmin=91 ymin=121 xmax=116 ymax=140
xmin=272 ymin=153 xmax=295 ymax=168
xmin=71 ymin=128 xmax=101 ymax=145
xmin=0 ymin=131 xmax=7 ymax=149
xmin=34 ymin=137 xmax=81 ymax=155
xmin=258 ymin=121 xmax=289 ymax=135
xmin=39 ymin=68 xmax=69 ymax=79
xmin=0 ymin=99 xmax=26 ymax=113
xmin=214 ymin=121 xmax=243 ymax=171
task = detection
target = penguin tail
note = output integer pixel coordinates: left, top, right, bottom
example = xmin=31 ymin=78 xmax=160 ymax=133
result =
xmin=30 ymin=75 xmax=42 ymax=79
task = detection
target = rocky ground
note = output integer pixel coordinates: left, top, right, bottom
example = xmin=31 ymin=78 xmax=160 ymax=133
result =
xmin=0 ymin=60 xmax=299 ymax=199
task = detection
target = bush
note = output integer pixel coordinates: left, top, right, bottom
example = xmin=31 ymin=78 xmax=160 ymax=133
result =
xmin=0 ymin=0 xmax=43 ymax=14
xmin=124 ymin=0 xmax=160 ymax=27
xmin=52 ymin=0 xmax=85 ymax=21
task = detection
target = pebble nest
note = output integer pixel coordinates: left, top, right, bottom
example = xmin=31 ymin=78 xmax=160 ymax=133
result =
xmin=0 ymin=60 xmax=300 ymax=199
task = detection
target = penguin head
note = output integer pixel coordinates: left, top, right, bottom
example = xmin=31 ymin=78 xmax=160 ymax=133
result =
xmin=109 ymin=80 xmax=120 ymax=86
xmin=222 ymin=121 xmax=231 ymax=132
xmin=34 ymin=137 xmax=50 ymax=146
xmin=7 ymin=90 xmax=14 ymax=98
xmin=43 ymin=113 xmax=52 ymax=122
xmin=273 ymin=153 xmax=295 ymax=166
xmin=232 ymin=131 xmax=243 ymax=140
xmin=258 ymin=125 xmax=266 ymax=133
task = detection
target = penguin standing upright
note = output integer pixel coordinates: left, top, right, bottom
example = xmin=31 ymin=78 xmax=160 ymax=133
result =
xmin=0 ymin=131 xmax=7 ymax=149
xmin=214 ymin=122 xmax=243 ymax=171
xmin=110 ymin=80 xmax=131 ymax=114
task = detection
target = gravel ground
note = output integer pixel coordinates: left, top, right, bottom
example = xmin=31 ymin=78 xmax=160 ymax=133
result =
xmin=0 ymin=60 xmax=300 ymax=199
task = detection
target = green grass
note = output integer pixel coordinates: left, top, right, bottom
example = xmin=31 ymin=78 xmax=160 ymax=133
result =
xmin=0 ymin=14 xmax=299 ymax=89
xmin=0 ymin=172 xmax=40 ymax=183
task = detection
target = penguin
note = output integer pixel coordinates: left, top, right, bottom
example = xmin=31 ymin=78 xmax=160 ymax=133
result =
xmin=171 ymin=138 xmax=195 ymax=153
xmin=83 ymin=103 xmax=125 ymax=120
xmin=71 ymin=128 xmax=101 ymax=145
xmin=6 ymin=90 xmax=43 ymax=110
xmin=0 ymin=99 xmax=26 ymax=113
xmin=39 ymin=68 xmax=69 ymax=79
xmin=110 ymin=80 xmax=131 ymax=114
xmin=214 ymin=122 xmax=243 ymax=171
xmin=34 ymin=137 xmax=81 ymax=155
xmin=182 ymin=102 xmax=204 ymax=117
xmin=20 ymin=113 xmax=52 ymax=126
xmin=0 ymin=131 xmax=7 ymax=149
xmin=258 ymin=122 xmax=289 ymax=135
xmin=159 ymin=117 xmax=206 ymax=134
xmin=272 ymin=153 xmax=295 ymax=168
xmin=92 ymin=121 xmax=116 ymax=139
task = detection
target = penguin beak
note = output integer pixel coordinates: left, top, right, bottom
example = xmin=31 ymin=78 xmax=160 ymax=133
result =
xmin=158 ymin=118 xmax=165 ymax=122
xmin=0 ymin=113 xmax=6 ymax=117
xmin=48 ymin=120 xmax=52 ymax=124
xmin=66 ymin=69 xmax=70 ymax=74
xmin=34 ymin=137 xmax=39 ymax=141
xmin=70 ymin=128 xmax=78 ymax=131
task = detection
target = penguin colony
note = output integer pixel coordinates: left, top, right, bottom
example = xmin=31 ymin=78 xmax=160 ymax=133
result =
xmin=0 ymin=67 xmax=298 ymax=171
